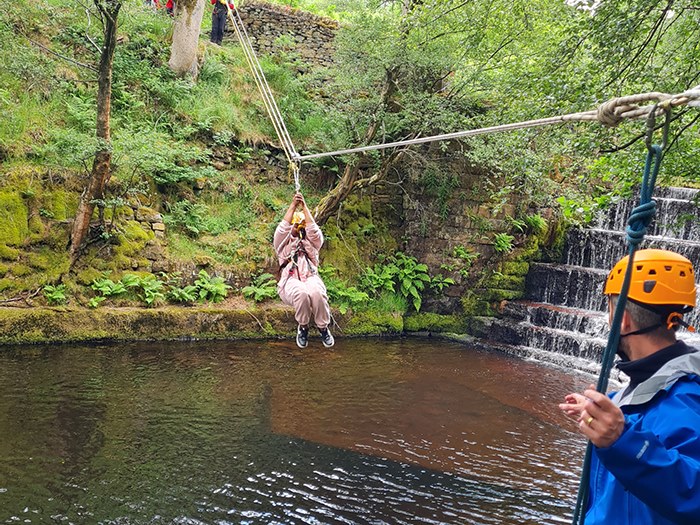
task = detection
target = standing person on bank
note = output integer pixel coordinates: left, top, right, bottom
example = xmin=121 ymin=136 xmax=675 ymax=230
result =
xmin=210 ymin=0 xmax=234 ymax=46
xmin=559 ymin=249 xmax=700 ymax=525
xmin=273 ymin=192 xmax=334 ymax=349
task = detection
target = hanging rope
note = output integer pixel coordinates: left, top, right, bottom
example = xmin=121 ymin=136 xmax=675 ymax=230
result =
xmin=570 ymin=104 xmax=671 ymax=525
xmin=225 ymin=4 xmax=300 ymax=190
xmin=293 ymin=88 xmax=699 ymax=161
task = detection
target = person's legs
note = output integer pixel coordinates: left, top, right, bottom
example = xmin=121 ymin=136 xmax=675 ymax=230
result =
xmin=210 ymin=10 xmax=219 ymax=43
xmin=306 ymin=275 xmax=331 ymax=329
xmin=211 ymin=9 xmax=225 ymax=44
xmin=216 ymin=9 xmax=227 ymax=44
xmin=307 ymin=275 xmax=334 ymax=347
xmin=279 ymin=279 xmax=312 ymax=327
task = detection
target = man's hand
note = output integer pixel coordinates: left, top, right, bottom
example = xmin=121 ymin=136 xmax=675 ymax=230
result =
xmin=559 ymin=384 xmax=625 ymax=448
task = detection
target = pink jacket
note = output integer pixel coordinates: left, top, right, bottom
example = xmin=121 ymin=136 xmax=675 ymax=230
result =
xmin=273 ymin=220 xmax=324 ymax=285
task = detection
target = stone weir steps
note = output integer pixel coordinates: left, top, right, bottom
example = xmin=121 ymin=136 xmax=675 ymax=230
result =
xmin=471 ymin=186 xmax=700 ymax=374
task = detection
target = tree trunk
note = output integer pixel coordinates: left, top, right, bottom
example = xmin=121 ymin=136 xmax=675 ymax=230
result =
xmin=313 ymin=69 xmax=398 ymax=226
xmin=69 ymin=1 xmax=121 ymax=264
xmin=169 ymin=0 xmax=206 ymax=78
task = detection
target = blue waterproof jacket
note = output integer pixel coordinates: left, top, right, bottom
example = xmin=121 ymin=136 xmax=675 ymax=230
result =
xmin=585 ymin=351 xmax=700 ymax=524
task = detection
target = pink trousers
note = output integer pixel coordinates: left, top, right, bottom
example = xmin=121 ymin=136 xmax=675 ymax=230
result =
xmin=278 ymin=275 xmax=331 ymax=329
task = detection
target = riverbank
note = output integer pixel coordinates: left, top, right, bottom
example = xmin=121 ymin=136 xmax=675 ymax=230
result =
xmin=0 ymin=304 xmax=470 ymax=345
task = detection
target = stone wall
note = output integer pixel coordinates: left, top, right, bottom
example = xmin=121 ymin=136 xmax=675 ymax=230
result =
xmin=383 ymin=145 xmax=558 ymax=314
xmin=234 ymin=1 xmax=339 ymax=69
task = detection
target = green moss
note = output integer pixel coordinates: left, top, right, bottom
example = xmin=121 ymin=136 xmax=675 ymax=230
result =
xmin=0 ymin=192 xmax=29 ymax=246
xmin=112 ymin=254 xmax=134 ymax=270
xmin=75 ymin=268 xmax=104 ymax=285
xmin=27 ymin=252 xmax=51 ymax=270
xmin=0 ymin=263 xmax=8 ymax=277
xmin=27 ymin=249 xmax=69 ymax=279
xmin=461 ymin=290 xmax=496 ymax=317
xmin=44 ymin=191 xmax=70 ymax=221
xmin=343 ymin=309 xmax=403 ymax=335
xmin=482 ymin=288 xmax=524 ymax=302
xmin=499 ymin=261 xmax=529 ymax=276
xmin=122 ymin=220 xmax=152 ymax=242
xmin=404 ymin=312 xmax=466 ymax=333
xmin=484 ymin=274 xmax=525 ymax=291
xmin=28 ymin=214 xmax=45 ymax=238
xmin=9 ymin=264 xmax=32 ymax=277
xmin=43 ymin=223 xmax=71 ymax=249
xmin=0 ymin=244 xmax=20 ymax=261
xmin=321 ymin=195 xmax=397 ymax=277
xmin=0 ymin=278 xmax=13 ymax=293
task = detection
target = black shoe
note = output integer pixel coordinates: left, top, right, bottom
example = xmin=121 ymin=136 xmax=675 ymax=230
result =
xmin=296 ymin=325 xmax=309 ymax=349
xmin=319 ymin=327 xmax=335 ymax=348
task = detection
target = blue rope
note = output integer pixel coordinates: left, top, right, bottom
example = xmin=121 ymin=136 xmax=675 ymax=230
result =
xmin=570 ymin=134 xmax=665 ymax=524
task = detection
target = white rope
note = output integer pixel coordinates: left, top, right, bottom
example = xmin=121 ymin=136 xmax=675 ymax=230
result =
xmin=294 ymin=88 xmax=700 ymax=161
xmin=225 ymin=5 xmax=301 ymax=190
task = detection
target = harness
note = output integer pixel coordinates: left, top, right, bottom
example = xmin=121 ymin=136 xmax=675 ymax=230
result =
xmin=280 ymin=234 xmax=316 ymax=281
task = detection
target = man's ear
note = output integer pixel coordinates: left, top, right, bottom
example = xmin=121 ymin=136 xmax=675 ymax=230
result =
xmin=620 ymin=309 xmax=635 ymax=334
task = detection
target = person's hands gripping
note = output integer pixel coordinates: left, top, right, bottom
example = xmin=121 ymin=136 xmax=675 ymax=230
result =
xmin=559 ymin=384 xmax=625 ymax=448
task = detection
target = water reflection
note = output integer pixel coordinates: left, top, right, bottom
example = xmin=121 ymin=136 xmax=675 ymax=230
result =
xmin=0 ymin=338 xmax=590 ymax=524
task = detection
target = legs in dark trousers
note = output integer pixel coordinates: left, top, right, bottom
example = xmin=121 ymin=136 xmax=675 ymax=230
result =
xmin=210 ymin=8 xmax=227 ymax=44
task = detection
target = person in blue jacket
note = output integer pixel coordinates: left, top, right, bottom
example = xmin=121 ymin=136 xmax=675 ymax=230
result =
xmin=560 ymin=249 xmax=699 ymax=525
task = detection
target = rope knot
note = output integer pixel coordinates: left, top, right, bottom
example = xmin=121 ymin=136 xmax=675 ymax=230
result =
xmin=596 ymin=99 xmax=642 ymax=128
xmin=625 ymin=200 xmax=656 ymax=246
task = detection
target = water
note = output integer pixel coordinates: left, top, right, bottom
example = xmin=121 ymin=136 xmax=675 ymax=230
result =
xmin=475 ymin=186 xmax=700 ymax=372
xmin=0 ymin=339 xmax=590 ymax=524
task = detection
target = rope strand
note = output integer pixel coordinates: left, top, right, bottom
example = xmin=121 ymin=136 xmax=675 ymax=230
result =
xmin=294 ymin=88 xmax=699 ymax=161
xmin=226 ymin=5 xmax=299 ymax=169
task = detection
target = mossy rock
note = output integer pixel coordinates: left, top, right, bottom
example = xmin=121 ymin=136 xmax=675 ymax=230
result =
xmin=27 ymin=251 xmax=51 ymax=270
xmin=499 ymin=261 xmax=530 ymax=276
xmin=9 ymin=263 xmax=32 ymax=277
xmin=461 ymin=290 xmax=496 ymax=317
xmin=0 ymin=192 xmax=29 ymax=246
xmin=27 ymin=249 xmax=69 ymax=279
xmin=43 ymin=190 xmax=71 ymax=221
xmin=0 ymin=304 xmax=302 ymax=344
xmin=0 ymin=278 xmax=14 ymax=293
xmin=484 ymin=274 xmax=525 ymax=291
xmin=481 ymin=288 xmax=524 ymax=302
xmin=0 ymin=244 xmax=20 ymax=261
xmin=75 ymin=267 xmax=104 ymax=286
xmin=404 ymin=312 xmax=467 ymax=333
xmin=511 ymin=238 xmax=540 ymax=261
xmin=343 ymin=309 xmax=403 ymax=335
xmin=113 ymin=253 xmax=134 ymax=270
xmin=43 ymin=223 xmax=71 ymax=249
xmin=28 ymin=214 xmax=45 ymax=238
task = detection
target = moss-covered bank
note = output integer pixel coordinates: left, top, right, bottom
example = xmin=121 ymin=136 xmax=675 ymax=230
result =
xmin=0 ymin=305 xmax=409 ymax=345
xmin=0 ymin=304 xmax=472 ymax=345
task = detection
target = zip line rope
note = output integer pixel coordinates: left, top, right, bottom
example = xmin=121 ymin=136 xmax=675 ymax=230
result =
xmin=294 ymin=89 xmax=699 ymax=161
xmin=225 ymin=4 xmax=301 ymax=190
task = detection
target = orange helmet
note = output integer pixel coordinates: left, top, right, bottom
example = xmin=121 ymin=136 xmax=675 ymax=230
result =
xmin=604 ymin=249 xmax=696 ymax=310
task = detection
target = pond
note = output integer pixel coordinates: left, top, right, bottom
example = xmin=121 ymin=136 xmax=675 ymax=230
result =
xmin=0 ymin=337 xmax=592 ymax=524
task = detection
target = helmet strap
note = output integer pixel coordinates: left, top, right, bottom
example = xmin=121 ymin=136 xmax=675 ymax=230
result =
xmin=620 ymin=323 xmax=664 ymax=338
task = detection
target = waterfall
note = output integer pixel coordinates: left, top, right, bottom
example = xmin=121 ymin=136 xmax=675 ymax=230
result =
xmin=470 ymin=187 xmax=700 ymax=374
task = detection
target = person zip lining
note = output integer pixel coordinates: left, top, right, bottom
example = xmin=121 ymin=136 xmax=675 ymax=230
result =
xmin=273 ymin=192 xmax=334 ymax=349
